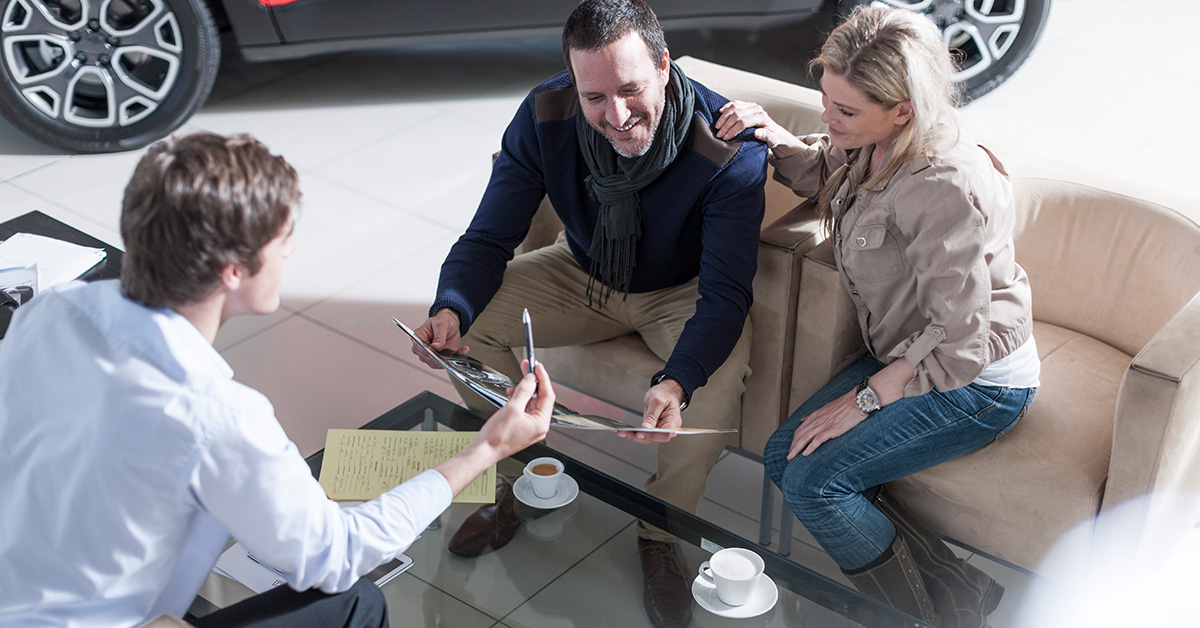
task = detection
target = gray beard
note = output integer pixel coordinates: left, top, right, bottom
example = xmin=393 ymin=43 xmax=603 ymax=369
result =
xmin=606 ymin=125 xmax=657 ymax=158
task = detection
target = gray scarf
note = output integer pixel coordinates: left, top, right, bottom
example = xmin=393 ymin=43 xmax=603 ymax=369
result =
xmin=576 ymin=60 xmax=695 ymax=304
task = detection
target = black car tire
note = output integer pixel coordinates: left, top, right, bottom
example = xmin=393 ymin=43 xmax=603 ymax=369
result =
xmin=839 ymin=0 xmax=1051 ymax=102
xmin=0 ymin=0 xmax=220 ymax=153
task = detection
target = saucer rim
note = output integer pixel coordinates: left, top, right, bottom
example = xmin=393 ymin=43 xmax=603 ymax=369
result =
xmin=513 ymin=474 xmax=578 ymax=508
xmin=690 ymin=572 xmax=778 ymax=618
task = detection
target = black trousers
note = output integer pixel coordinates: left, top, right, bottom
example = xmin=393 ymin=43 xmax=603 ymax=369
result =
xmin=192 ymin=577 xmax=388 ymax=628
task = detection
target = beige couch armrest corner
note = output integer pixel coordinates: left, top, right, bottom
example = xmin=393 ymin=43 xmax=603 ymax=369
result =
xmin=788 ymin=240 xmax=866 ymax=414
xmin=741 ymin=201 xmax=826 ymax=452
xmin=1101 ymin=290 xmax=1200 ymax=566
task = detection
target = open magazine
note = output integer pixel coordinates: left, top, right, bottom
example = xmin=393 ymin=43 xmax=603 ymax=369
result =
xmin=393 ymin=318 xmax=735 ymax=435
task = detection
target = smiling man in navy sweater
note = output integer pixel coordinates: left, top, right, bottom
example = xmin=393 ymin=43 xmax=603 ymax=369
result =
xmin=412 ymin=2 xmax=766 ymax=625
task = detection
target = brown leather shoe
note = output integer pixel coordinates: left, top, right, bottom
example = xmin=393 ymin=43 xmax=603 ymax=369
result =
xmin=448 ymin=479 xmax=523 ymax=557
xmin=638 ymin=539 xmax=693 ymax=628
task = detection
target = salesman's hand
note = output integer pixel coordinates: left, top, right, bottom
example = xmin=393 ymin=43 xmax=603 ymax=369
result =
xmin=619 ymin=379 xmax=685 ymax=444
xmin=412 ymin=308 xmax=466 ymax=369
xmin=480 ymin=360 xmax=555 ymax=459
xmin=436 ymin=360 xmax=554 ymax=496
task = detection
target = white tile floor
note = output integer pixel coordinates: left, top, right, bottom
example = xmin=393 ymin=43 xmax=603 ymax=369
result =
xmin=2 ymin=1 xmax=1196 ymax=626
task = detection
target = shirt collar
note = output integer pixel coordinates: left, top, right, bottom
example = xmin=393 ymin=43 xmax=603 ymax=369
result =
xmin=62 ymin=280 xmax=234 ymax=382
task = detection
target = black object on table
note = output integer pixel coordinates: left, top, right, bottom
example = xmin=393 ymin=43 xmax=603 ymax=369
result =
xmin=0 ymin=211 xmax=124 ymax=338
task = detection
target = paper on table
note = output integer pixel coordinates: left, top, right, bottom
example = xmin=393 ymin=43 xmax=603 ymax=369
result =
xmin=318 ymin=429 xmax=496 ymax=503
xmin=0 ymin=233 xmax=105 ymax=292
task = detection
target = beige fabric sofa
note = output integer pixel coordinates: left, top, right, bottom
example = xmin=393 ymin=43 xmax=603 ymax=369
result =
xmin=523 ymin=56 xmax=1200 ymax=581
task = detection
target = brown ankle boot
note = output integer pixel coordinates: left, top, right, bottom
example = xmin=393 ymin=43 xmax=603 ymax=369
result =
xmin=876 ymin=488 xmax=1002 ymax=628
xmin=843 ymin=536 xmax=940 ymax=625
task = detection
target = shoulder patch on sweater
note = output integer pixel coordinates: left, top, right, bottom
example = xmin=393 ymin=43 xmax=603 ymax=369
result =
xmin=688 ymin=115 xmax=739 ymax=167
xmin=535 ymin=87 xmax=579 ymax=124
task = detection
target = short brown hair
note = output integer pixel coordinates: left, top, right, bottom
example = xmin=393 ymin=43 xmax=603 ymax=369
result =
xmin=562 ymin=0 xmax=666 ymax=76
xmin=120 ymin=132 xmax=299 ymax=309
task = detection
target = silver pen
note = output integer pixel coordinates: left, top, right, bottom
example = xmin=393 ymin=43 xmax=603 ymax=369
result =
xmin=246 ymin=552 xmax=286 ymax=579
xmin=522 ymin=308 xmax=537 ymax=371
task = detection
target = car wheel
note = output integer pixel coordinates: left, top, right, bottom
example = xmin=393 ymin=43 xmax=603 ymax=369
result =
xmin=848 ymin=0 xmax=1051 ymax=102
xmin=0 ymin=0 xmax=220 ymax=153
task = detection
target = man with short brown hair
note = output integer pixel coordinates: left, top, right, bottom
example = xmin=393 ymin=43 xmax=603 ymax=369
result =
xmin=0 ymin=132 xmax=557 ymax=628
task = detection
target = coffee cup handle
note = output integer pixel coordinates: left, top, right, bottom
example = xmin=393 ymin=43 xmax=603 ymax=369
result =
xmin=697 ymin=561 xmax=715 ymax=586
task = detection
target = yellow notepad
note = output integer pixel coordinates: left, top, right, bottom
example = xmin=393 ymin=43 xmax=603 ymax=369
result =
xmin=318 ymin=429 xmax=496 ymax=503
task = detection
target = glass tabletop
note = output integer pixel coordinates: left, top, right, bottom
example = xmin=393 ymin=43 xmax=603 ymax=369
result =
xmin=202 ymin=391 xmax=927 ymax=628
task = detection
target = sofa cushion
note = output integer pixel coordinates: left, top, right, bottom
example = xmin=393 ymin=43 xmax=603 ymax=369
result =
xmin=888 ymin=320 xmax=1131 ymax=576
xmin=1012 ymin=177 xmax=1200 ymax=357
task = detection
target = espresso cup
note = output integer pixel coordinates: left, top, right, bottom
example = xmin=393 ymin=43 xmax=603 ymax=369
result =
xmin=523 ymin=456 xmax=563 ymax=499
xmin=698 ymin=547 xmax=765 ymax=606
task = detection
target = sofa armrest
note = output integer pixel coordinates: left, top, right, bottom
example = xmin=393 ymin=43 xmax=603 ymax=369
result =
xmin=788 ymin=240 xmax=866 ymax=412
xmin=1100 ymin=289 xmax=1200 ymax=567
xmin=740 ymin=201 xmax=826 ymax=452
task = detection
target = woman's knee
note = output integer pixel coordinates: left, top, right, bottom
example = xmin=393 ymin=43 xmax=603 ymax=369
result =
xmin=762 ymin=426 xmax=793 ymax=486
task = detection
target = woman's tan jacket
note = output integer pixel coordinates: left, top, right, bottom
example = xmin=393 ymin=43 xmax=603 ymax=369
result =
xmin=772 ymin=133 xmax=1033 ymax=397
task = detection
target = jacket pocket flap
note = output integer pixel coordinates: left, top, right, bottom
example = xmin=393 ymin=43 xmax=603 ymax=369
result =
xmin=850 ymin=224 xmax=888 ymax=250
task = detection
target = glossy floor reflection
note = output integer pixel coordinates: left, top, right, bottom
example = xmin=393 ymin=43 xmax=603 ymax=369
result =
xmin=3 ymin=1 xmax=1195 ymax=626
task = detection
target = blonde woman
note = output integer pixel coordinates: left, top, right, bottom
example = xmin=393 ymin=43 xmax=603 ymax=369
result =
xmin=715 ymin=7 xmax=1038 ymax=628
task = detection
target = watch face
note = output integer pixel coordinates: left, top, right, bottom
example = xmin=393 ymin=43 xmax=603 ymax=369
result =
xmin=857 ymin=388 xmax=880 ymax=413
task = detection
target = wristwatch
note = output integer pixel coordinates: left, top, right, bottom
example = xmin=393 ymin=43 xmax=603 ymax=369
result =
xmin=855 ymin=378 xmax=882 ymax=417
xmin=651 ymin=373 xmax=690 ymax=410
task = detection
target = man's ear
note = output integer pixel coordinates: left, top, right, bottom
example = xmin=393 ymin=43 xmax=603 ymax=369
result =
xmin=220 ymin=263 xmax=243 ymax=292
xmin=659 ymin=47 xmax=670 ymax=81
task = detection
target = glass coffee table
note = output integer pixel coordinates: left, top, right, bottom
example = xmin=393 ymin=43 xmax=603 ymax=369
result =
xmin=197 ymin=391 xmax=928 ymax=628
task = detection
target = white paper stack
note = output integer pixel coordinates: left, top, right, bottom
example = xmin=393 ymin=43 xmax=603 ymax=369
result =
xmin=0 ymin=233 xmax=106 ymax=293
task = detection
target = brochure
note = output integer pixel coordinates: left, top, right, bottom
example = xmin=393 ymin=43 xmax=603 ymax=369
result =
xmin=393 ymin=318 xmax=735 ymax=435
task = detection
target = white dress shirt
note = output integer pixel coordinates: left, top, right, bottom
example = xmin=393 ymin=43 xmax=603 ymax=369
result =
xmin=0 ymin=280 xmax=452 ymax=627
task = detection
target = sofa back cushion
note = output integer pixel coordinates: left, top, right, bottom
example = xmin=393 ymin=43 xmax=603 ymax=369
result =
xmin=675 ymin=56 xmax=826 ymax=228
xmin=1011 ymin=177 xmax=1200 ymax=357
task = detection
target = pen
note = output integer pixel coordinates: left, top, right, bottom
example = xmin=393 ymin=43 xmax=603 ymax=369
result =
xmin=246 ymin=552 xmax=287 ymax=579
xmin=522 ymin=308 xmax=537 ymax=371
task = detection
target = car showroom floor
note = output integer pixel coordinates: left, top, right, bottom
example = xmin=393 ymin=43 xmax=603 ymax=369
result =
xmin=1 ymin=0 xmax=1195 ymax=626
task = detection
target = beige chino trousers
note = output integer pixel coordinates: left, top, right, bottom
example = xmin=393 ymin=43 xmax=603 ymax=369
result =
xmin=452 ymin=236 xmax=752 ymax=542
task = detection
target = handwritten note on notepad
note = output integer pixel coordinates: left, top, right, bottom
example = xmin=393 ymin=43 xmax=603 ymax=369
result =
xmin=318 ymin=429 xmax=496 ymax=503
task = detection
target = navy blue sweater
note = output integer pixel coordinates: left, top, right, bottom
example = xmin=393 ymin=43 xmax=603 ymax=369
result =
xmin=433 ymin=71 xmax=767 ymax=397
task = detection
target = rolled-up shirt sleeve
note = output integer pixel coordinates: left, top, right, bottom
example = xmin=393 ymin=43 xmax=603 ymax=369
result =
xmin=886 ymin=165 xmax=992 ymax=396
xmin=188 ymin=391 xmax=453 ymax=594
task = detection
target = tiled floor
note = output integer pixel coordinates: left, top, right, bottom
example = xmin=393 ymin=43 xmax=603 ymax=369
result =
xmin=2 ymin=1 xmax=1196 ymax=626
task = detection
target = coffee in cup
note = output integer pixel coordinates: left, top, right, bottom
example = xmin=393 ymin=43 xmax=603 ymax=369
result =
xmin=698 ymin=547 xmax=765 ymax=606
xmin=523 ymin=457 xmax=563 ymax=499
xmin=530 ymin=463 xmax=559 ymax=476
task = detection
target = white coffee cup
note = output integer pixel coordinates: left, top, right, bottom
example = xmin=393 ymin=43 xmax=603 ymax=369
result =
xmin=523 ymin=457 xmax=563 ymax=499
xmin=698 ymin=547 xmax=765 ymax=606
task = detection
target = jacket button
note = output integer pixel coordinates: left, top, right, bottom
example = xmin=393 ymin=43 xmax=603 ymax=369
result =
xmin=933 ymin=329 xmax=943 ymax=336
xmin=835 ymin=198 xmax=844 ymax=206
xmin=851 ymin=290 xmax=859 ymax=297
xmin=856 ymin=236 xmax=867 ymax=247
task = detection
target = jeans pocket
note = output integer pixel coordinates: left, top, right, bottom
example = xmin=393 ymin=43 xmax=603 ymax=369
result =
xmin=992 ymin=387 xmax=1036 ymax=441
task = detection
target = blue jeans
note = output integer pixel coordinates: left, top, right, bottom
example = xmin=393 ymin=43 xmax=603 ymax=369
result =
xmin=764 ymin=355 xmax=1035 ymax=571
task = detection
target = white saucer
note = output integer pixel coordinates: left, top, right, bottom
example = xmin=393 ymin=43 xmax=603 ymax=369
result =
xmin=691 ymin=572 xmax=778 ymax=619
xmin=513 ymin=474 xmax=578 ymax=509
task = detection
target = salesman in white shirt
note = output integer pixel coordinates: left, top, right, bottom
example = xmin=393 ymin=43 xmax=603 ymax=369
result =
xmin=0 ymin=132 xmax=556 ymax=628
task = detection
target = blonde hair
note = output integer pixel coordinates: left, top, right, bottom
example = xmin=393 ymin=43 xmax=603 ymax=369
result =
xmin=812 ymin=6 xmax=960 ymax=232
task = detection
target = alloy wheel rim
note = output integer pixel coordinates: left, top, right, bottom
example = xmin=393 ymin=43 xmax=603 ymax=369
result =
xmin=872 ymin=0 xmax=1027 ymax=83
xmin=2 ymin=0 xmax=182 ymax=129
